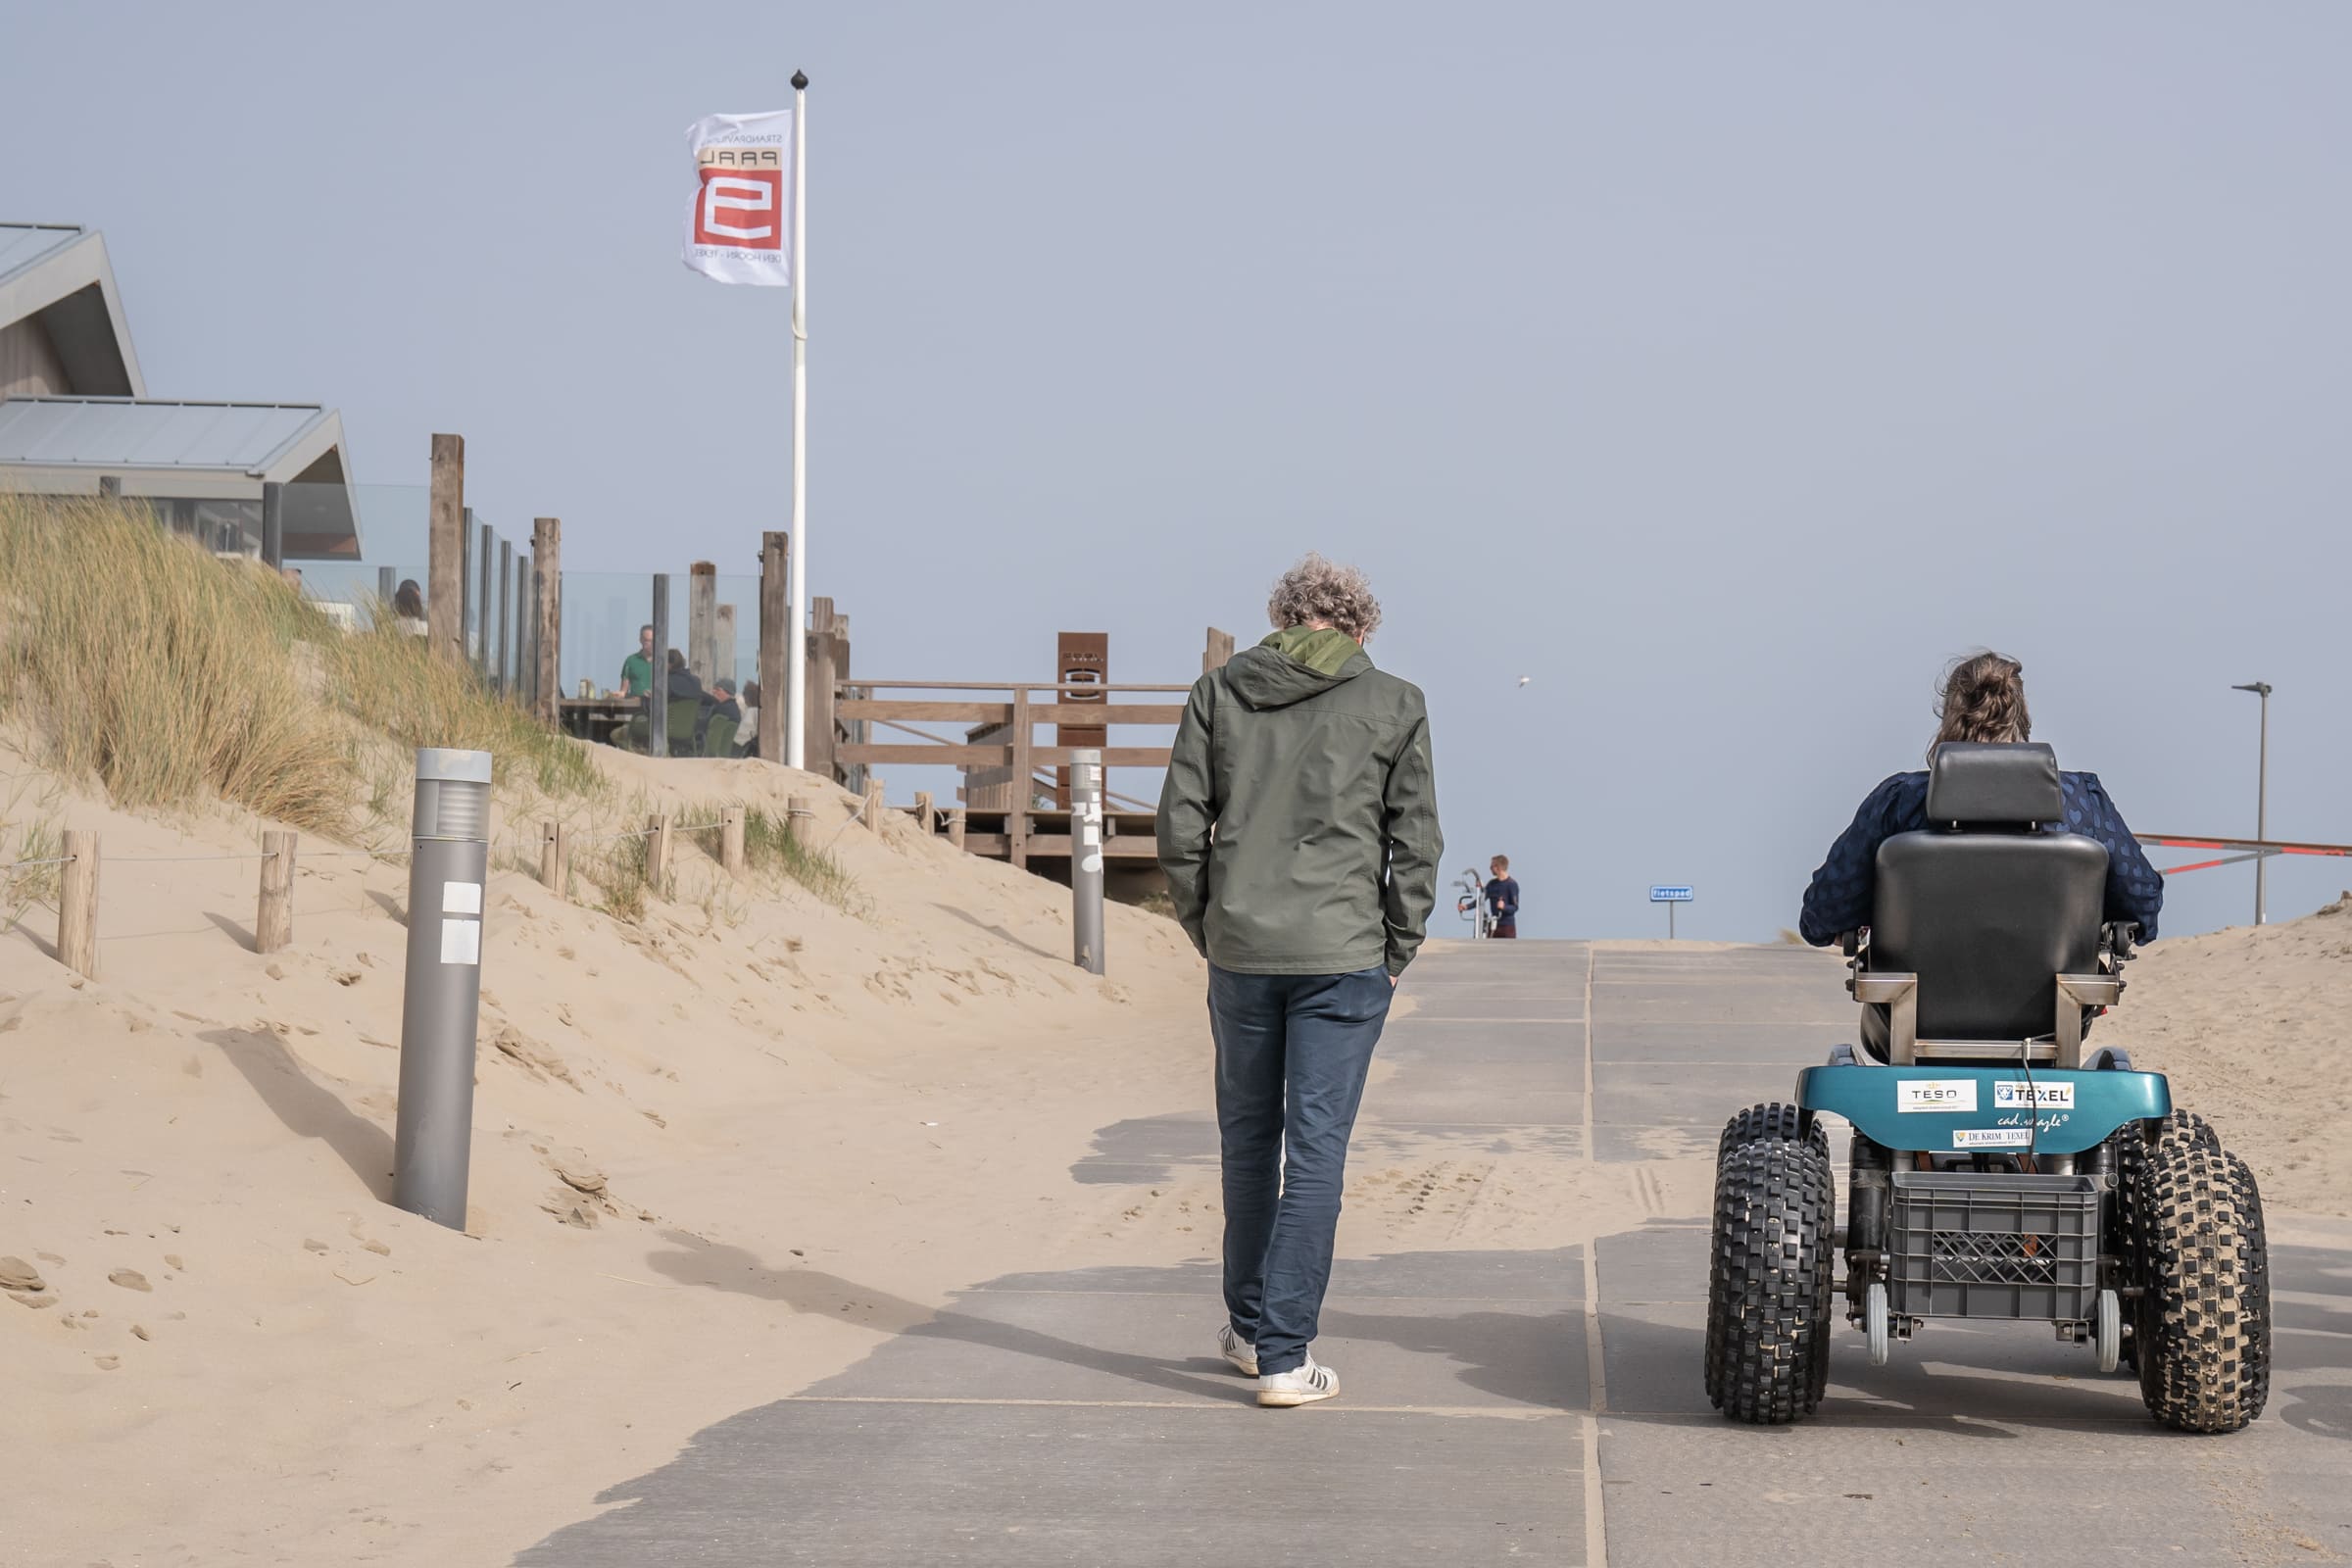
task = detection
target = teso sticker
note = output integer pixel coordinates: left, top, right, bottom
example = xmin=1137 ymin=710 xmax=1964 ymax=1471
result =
xmin=1954 ymin=1127 xmax=2034 ymax=1150
xmin=1896 ymin=1079 xmax=1978 ymax=1113
xmin=1994 ymin=1080 xmax=2075 ymax=1110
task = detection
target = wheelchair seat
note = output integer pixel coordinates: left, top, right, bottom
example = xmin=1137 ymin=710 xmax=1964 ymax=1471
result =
xmin=1854 ymin=743 xmax=2120 ymax=1065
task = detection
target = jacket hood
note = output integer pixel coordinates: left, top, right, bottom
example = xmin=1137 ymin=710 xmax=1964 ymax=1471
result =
xmin=1222 ymin=627 xmax=1373 ymax=710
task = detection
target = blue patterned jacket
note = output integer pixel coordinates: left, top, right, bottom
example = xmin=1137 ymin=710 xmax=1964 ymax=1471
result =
xmin=1798 ymin=770 xmax=2164 ymax=948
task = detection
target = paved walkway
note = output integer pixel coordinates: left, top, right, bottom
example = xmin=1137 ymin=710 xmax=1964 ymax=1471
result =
xmin=520 ymin=942 xmax=2352 ymax=1565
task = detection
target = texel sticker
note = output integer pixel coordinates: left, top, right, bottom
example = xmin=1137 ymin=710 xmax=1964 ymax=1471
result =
xmin=1954 ymin=1127 xmax=2034 ymax=1150
xmin=1897 ymin=1079 xmax=1978 ymax=1113
xmin=1993 ymin=1081 xmax=2075 ymax=1110
xmin=442 ymin=880 xmax=483 ymax=915
xmin=440 ymin=917 xmax=482 ymax=965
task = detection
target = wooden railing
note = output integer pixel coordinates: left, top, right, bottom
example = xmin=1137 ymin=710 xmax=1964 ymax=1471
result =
xmin=836 ymin=681 xmax=1188 ymax=868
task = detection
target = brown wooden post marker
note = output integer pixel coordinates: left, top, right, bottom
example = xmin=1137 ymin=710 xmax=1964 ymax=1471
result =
xmin=1203 ymin=626 xmax=1236 ymax=673
xmin=714 ymin=604 xmax=737 ymax=694
xmin=947 ymin=808 xmax=967 ymax=853
xmin=58 ymin=830 xmax=99 ymax=979
xmin=256 ymin=831 xmax=296 ymax=954
xmin=862 ymin=779 xmax=886 ymax=835
xmin=532 ymin=517 xmax=562 ymax=724
xmin=720 ymin=806 xmax=746 ymax=876
xmin=914 ymin=792 xmax=935 ymax=835
xmin=1008 ymin=687 xmax=1033 ymax=870
xmin=540 ymin=821 xmax=568 ymax=900
xmin=646 ymin=814 xmax=672 ymax=891
xmin=787 ymin=794 xmax=816 ymax=852
xmin=758 ymin=531 xmax=789 ymax=763
xmin=805 ymin=597 xmax=839 ymax=783
xmin=688 ymin=562 xmax=718 ymax=684
xmin=427 ymin=435 xmax=466 ymax=664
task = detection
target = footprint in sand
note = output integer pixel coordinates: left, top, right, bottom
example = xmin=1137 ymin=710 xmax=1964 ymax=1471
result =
xmin=107 ymin=1269 xmax=151 ymax=1293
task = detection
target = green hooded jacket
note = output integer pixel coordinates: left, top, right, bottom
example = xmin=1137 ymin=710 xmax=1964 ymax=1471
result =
xmin=1156 ymin=627 xmax=1443 ymax=976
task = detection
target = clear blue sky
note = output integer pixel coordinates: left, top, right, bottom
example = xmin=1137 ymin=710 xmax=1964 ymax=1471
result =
xmin=10 ymin=2 xmax=2348 ymax=942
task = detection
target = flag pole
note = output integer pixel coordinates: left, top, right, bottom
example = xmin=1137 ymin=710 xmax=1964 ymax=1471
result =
xmin=785 ymin=69 xmax=810 ymax=771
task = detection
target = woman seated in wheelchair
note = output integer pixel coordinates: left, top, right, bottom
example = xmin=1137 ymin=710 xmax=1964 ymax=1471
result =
xmin=1797 ymin=650 xmax=2164 ymax=957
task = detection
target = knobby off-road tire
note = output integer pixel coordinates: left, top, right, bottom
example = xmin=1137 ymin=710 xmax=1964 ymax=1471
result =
xmin=1706 ymin=1134 xmax=1836 ymax=1424
xmin=2112 ymin=1110 xmax=2225 ymax=1374
xmin=1705 ymin=1104 xmax=1826 ymax=1404
xmin=2132 ymin=1135 xmax=2271 ymax=1433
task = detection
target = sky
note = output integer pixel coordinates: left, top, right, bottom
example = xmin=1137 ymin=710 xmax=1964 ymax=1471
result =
xmin=9 ymin=2 xmax=2348 ymax=943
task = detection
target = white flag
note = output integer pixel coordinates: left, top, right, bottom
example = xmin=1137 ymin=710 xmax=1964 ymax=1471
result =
xmin=683 ymin=110 xmax=794 ymax=286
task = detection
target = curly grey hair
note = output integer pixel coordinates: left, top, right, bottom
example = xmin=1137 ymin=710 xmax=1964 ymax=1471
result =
xmin=1266 ymin=554 xmax=1382 ymax=641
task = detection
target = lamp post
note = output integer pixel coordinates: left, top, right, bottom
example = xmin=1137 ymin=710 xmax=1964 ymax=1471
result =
xmin=2231 ymin=682 xmax=2271 ymax=926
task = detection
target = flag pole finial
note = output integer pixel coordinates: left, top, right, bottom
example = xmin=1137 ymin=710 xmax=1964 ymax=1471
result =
xmin=792 ymin=70 xmax=809 ymax=89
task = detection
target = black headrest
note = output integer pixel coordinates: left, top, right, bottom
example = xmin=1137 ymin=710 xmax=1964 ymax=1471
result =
xmin=1925 ymin=742 xmax=2063 ymax=826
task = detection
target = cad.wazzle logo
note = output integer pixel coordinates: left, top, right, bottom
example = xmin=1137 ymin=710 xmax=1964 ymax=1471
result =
xmin=695 ymin=144 xmax=783 ymax=250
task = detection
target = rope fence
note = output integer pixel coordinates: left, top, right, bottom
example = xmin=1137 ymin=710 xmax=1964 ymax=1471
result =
xmin=14 ymin=794 xmax=860 ymax=982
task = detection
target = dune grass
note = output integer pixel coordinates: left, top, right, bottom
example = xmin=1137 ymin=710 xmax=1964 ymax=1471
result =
xmin=0 ymin=495 xmax=597 ymax=835
xmin=742 ymin=802 xmax=862 ymax=911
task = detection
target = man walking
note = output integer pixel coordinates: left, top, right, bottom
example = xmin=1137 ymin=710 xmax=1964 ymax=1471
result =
xmin=1157 ymin=555 xmax=1443 ymax=1408
xmin=1485 ymin=856 xmax=1521 ymax=939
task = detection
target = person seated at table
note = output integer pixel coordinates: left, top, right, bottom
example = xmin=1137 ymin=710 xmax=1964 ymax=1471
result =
xmin=619 ymin=624 xmax=657 ymax=699
xmin=664 ymin=649 xmax=710 ymax=756
xmin=704 ymin=677 xmax=744 ymax=756
xmin=736 ymin=679 xmax=761 ymax=758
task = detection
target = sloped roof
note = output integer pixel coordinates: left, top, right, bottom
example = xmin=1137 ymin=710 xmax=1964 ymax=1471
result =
xmin=0 ymin=223 xmax=144 ymax=397
xmin=0 ymin=397 xmax=361 ymax=560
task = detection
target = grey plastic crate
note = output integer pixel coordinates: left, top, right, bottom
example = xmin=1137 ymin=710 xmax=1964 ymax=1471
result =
xmin=1887 ymin=1170 xmax=2100 ymax=1322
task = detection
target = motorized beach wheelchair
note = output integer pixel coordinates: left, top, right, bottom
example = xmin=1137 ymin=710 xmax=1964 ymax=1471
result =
xmin=1705 ymin=742 xmax=2270 ymax=1433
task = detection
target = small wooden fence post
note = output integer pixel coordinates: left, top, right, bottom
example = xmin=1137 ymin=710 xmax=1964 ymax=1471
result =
xmin=914 ymin=792 xmax=935 ymax=835
xmin=720 ymin=806 xmax=746 ymax=876
xmin=256 ymin=832 xmax=296 ymax=954
xmin=540 ymin=821 xmax=568 ymax=900
xmin=646 ymin=814 xmax=672 ymax=890
xmin=947 ymin=808 xmax=967 ymax=852
xmin=863 ymin=779 xmax=886 ymax=835
xmin=787 ymin=795 xmax=816 ymax=853
xmin=58 ymin=830 xmax=99 ymax=979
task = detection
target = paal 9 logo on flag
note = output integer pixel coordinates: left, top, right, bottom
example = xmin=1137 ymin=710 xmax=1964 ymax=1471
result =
xmin=695 ymin=148 xmax=782 ymax=249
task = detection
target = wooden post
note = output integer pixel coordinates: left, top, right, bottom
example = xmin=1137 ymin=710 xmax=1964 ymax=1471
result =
xmin=427 ymin=435 xmax=465 ymax=663
xmin=787 ymin=794 xmax=816 ymax=852
xmin=914 ymin=792 xmax=935 ymax=835
xmin=862 ymin=779 xmax=886 ymax=834
xmin=947 ymin=808 xmax=967 ymax=853
xmin=720 ymin=806 xmax=746 ymax=876
xmin=1203 ymin=626 xmax=1236 ymax=673
xmin=805 ymin=597 xmax=839 ymax=784
xmin=58 ymin=830 xmax=99 ymax=979
xmin=758 ymin=531 xmax=789 ymax=763
xmin=532 ymin=518 xmax=562 ymax=724
xmin=1008 ymin=686 xmax=1033 ymax=870
xmin=714 ymin=604 xmax=737 ymax=693
xmin=688 ymin=562 xmax=717 ymax=685
xmin=646 ymin=814 xmax=672 ymax=891
xmin=256 ymin=832 xmax=296 ymax=954
xmin=540 ymin=821 xmax=568 ymax=900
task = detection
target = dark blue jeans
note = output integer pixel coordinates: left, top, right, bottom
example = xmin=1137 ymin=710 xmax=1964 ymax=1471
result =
xmin=1209 ymin=964 xmax=1393 ymax=1376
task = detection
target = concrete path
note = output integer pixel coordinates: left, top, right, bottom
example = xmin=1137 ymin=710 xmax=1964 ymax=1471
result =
xmin=520 ymin=942 xmax=2352 ymax=1565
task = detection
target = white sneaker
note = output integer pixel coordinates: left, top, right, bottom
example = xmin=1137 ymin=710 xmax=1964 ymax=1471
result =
xmin=1256 ymin=1352 xmax=1339 ymax=1408
xmin=1217 ymin=1323 xmax=1258 ymax=1377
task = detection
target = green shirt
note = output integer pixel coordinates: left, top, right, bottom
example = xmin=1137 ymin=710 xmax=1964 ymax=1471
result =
xmin=620 ymin=651 xmax=655 ymax=697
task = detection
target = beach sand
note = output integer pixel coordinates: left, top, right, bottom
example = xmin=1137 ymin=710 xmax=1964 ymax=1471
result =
xmin=3 ymin=738 xmax=2339 ymax=1562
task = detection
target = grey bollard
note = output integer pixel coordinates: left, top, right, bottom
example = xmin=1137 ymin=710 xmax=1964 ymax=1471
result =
xmin=392 ymin=748 xmax=492 ymax=1229
xmin=1070 ymin=748 xmax=1105 ymax=975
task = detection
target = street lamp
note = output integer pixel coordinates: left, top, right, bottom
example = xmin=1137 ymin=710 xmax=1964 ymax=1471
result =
xmin=2231 ymin=682 xmax=2272 ymax=926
